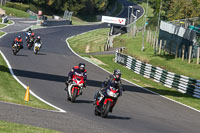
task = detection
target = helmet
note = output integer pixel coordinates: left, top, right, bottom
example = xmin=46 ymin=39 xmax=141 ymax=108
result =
xmin=31 ymin=33 xmax=35 ymax=36
xmin=28 ymin=28 xmax=32 ymax=33
xmin=17 ymin=35 xmax=21 ymax=40
xmin=79 ymin=63 xmax=85 ymax=72
xmin=113 ymin=69 xmax=121 ymax=81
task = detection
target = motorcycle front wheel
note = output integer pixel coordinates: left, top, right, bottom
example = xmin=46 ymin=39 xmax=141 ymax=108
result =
xmin=101 ymin=100 xmax=111 ymax=118
xmin=71 ymin=88 xmax=78 ymax=103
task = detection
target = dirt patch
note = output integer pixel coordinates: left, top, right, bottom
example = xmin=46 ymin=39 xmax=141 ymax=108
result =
xmin=132 ymin=78 xmax=140 ymax=82
xmin=90 ymin=56 xmax=107 ymax=65
xmin=85 ymin=45 xmax=90 ymax=53
xmin=0 ymin=8 xmax=5 ymax=15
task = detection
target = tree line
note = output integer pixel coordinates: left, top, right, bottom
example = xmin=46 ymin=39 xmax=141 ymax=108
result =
xmin=9 ymin=0 xmax=116 ymax=15
xmin=149 ymin=0 xmax=200 ymax=21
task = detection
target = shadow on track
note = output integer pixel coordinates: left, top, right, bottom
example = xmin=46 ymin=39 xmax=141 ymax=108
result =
xmin=106 ymin=115 xmax=131 ymax=120
xmin=0 ymin=66 xmax=155 ymax=95
xmin=75 ymin=99 xmax=93 ymax=104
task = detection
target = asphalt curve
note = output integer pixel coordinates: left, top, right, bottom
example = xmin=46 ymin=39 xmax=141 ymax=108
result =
xmin=0 ymin=23 xmax=200 ymax=133
xmin=0 ymin=1 xmax=200 ymax=133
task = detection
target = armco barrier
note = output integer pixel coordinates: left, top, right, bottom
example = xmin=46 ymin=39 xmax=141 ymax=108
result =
xmin=41 ymin=20 xmax=72 ymax=26
xmin=115 ymin=52 xmax=200 ymax=98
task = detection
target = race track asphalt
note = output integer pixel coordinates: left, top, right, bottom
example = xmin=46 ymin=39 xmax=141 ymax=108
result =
xmin=0 ymin=23 xmax=200 ymax=133
xmin=0 ymin=1 xmax=200 ymax=133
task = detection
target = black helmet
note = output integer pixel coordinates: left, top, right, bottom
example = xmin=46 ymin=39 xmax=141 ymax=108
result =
xmin=79 ymin=63 xmax=85 ymax=72
xmin=113 ymin=69 xmax=121 ymax=81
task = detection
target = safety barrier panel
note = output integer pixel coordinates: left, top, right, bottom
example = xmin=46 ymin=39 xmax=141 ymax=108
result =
xmin=115 ymin=52 xmax=200 ymax=98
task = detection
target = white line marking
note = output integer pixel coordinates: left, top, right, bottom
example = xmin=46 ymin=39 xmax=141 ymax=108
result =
xmin=0 ymin=50 xmax=66 ymax=113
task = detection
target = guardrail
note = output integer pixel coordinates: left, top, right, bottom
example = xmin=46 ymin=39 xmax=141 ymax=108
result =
xmin=115 ymin=51 xmax=200 ymax=98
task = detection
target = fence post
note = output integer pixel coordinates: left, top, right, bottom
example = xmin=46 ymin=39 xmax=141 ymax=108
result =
xmin=188 ymin=45 xmax=192 ymax=63
xmin=175 ymin=44 xmax=178 ymax=58
xmin=159 ymin=40 xmax=162 ymax=54
xmin=163 ymin=40 xmax=166 ymax=55
xmin=182 ymin=45 xmax=185 ymax=61
xmin=197 ymin=47 xmax=200 ymax=64
xmin=146 ymin=30 xmax=149 ymax=43
xmin=149 ymin=31 xmax=152 ymax=44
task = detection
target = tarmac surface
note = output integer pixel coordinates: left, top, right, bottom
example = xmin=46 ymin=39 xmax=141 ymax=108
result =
xmin=0 ymin=1 xmax=200 ymax=133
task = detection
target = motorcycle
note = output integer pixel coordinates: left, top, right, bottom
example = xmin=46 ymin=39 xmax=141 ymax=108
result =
xmin=33 ymin=42 xmax=41 ymax=54
xmin=66 ymin=75 xmax=85 ymax=102
xmin=12 ymin=43 xmax=21 ymax=55
xmin=27 ymin=37 xmax=34 ymax=49
xmin=94 ymin=86 xmax=119 ymax=118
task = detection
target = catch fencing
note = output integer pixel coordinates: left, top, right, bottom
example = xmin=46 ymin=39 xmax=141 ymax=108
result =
xmin=115 ymin=51 xmax=200 ymax=98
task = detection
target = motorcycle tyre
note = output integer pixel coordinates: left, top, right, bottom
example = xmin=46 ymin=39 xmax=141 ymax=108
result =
xmin=34 ymin=49 xmax=38 ymax=54
xmin=101 ymin=100 xmax=111 ymax=118
xmin=94 ymin=108 xmax=100 ymax=116
xmin=71 ymin=88 xmax=78 ymax=103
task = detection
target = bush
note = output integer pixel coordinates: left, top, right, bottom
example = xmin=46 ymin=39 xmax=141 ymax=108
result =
xmin=5 ymin=2 xmax=29 ymax=12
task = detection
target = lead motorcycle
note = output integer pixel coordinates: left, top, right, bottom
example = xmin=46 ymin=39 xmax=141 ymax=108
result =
xmin=94 ymin=86 xmax=119 ymax=118
xmin=66 ymin=75 xmax=85 ymax=103
xmin=12 ymin=43 xmax=21 ymax=55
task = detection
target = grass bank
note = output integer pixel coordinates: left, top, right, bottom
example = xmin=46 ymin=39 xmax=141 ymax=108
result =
xmin=68 ymin=28 xmax=109 ymax=53
xmin=68 ymin=28 xmax=200 ymax=110
xmin=0 ymin=6 xmax=29 ymax=18
xmin=0 ymin=54 xmax=56 ymax=110
xmin=0 ymin=120 xmax=60 ymax=133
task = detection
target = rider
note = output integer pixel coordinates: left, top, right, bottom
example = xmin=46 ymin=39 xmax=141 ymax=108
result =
xmin=26 ymin=28 xmax=32 ymax=33
xmin=12 ymin=35 xmax=23 ymax=49
xmin=94 ymin=69 xmax=124 ymax=113
xmin=65 ymin=63 xmax=87 ymax=95
xmin=30 ymin=32 xmax=35 ymax=40
xmin=25 ymin=28 xmax=32 ymax=40
xmin=34 ymin=36 xmax=42 ymax=48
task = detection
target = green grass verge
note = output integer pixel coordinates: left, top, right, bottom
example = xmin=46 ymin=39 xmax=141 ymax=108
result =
xmin=0 ymin=23 xmax=6 ymax=28
xmin=0 ymin=31 xmax=5 ymax=36
xmin=7 ymin=20 xmax=13 ymax=24
xmin=0 ymin=6 xmax=29 ymax=18
xmin=68 ymin=28 xmax=200 ymax=111
xmin=0 ymin=54 xmax=56 ymax=111
xmin=68 ymin=28 xmax=109 ymax=54
xmin=0 ymin=120 xmax=60 ymax=133
xmin=71 ymin=16 xmax=89 ymax=25
xmin=114 ymin=32 xmax=200 ymax=79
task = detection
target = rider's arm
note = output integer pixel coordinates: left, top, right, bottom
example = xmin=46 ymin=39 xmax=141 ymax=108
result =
xmin=68 ymin=68 xmax=74 ymax=80
xmin=83 ymin=71 xmax=87 ymax=81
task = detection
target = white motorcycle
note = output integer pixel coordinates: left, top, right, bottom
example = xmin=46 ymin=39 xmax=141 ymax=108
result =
xmin=33 ymin=42 xmax=41 ymax=54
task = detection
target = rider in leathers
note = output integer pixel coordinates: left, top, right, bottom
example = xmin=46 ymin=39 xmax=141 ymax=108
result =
xmin=94 ymin=69 xmax=124 ymax=113
xmin=65 ymin=63 xmax=87 ymax=95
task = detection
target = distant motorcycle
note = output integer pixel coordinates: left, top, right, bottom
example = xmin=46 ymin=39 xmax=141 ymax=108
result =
xmin=27 ymin=37 xmax=34 ymax=49
xmin=33 ymin=42 xmax=41 ymax=54
xmin=66 ymin=75 xmax=85 ymax=102
xmin=94 ymin=86 xmax=119 ymax=118
xmin=12 ymin=43 xmax=21 ymax=55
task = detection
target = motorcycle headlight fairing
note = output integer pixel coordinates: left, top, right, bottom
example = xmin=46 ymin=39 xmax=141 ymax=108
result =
xmin=107 ymin=89 xmax=117 ymax=98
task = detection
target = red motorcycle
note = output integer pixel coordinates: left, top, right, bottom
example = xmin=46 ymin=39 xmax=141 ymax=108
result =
xmin=66 ymin=75 xmax=85 ymax=102
xmin=27 ymin=36 xmax=35 ymax=49
xmin=94 ymin=86 xmax=119 ymax=118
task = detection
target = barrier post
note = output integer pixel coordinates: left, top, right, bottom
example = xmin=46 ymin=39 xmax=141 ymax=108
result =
xmin=175 ymin=44 xmax=178 ymax=58
xmin=159 ymin=40 xmax=162 ymax=54
xmin=182 ymin=45 xmax=185 ymax=61
xmin=197 ymin=47 xmax=200 ymax=64
xmin=188 ymin=46 xmax=192 ymax=63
